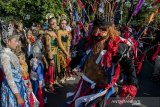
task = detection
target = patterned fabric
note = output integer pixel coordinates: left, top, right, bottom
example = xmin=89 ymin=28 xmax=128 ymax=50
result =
xmin=57 ymin=30 xmax=71 ymax=77
xmin=0 ymin=48 xmax=30 ymax=107
xmin=45 ymin=30 xmax=58 ymax=84
xmin=30 ymin=58 xmax=44 ymax=95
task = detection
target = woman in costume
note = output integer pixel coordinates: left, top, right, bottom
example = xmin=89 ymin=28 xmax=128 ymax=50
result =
xmin=57 ymin=17 xmax=72 ymax=83
xmin=0 ymin=22 xmax=30 ymax=107
xmin=45 ymin=17 xmax=60 ymax=92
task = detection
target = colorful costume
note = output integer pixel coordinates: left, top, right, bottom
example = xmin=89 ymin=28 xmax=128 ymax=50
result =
xmin=20 ymin=63 xmax=32 ymax=90
xmin=67 ymin=2 xmax=138 ymax=106
xmin=68 ymin=36 xmax=138 ymax=106
xmin=30 ymin=57 xmax=45 ymax=107
xmin=30 ymin=58 xmax=44 ymax=95
xmin=57 ymin=29 xmax=71 ymax=78
xmin=0 ymin=48 xmax=30 ymax=107
xmin=45 ymin=29 xmax=58 ymax=85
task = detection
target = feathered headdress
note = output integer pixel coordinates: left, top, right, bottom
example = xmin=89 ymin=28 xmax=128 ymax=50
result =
xmin=93 ymin=0 xmax=115 ymax=27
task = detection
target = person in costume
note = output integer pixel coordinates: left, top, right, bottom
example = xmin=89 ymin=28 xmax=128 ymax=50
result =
xmin=45 ymin=17 xmax=61 ymax=92
xmin=0 ymin=22 xmax=30 ymax=107
xmin=57 ymin=17 xmax=72 ymax=83
xmin=17 ymin=51 xmax=37 ymax=107
xmin=67 ymin=2 xmax=138 ymax=106
xmin=14 ymin=22 xmax=29 ymax=55
xmin=18 ymin=52 xmax=32 ymax=92
xmin=30 ymin=41 xmax=46 ymax=106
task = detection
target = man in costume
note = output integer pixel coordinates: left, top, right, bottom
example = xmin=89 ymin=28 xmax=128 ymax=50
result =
xmin=67 ymin=2 xmax=138 ymax=107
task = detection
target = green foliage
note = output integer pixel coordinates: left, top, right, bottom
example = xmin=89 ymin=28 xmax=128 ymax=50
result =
xmin=0 ymin=0 xmax=68 ymax=27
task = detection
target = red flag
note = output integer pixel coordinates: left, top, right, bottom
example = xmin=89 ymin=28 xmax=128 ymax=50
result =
xmin=77 ymin=0 xmax=85 ymax=9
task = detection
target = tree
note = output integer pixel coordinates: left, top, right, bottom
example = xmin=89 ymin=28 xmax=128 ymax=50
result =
xmin=0 ymin=0 xmax=68 ymax=27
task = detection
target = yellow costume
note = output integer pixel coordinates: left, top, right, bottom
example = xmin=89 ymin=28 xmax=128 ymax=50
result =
xmin=45 ymin=29 xmax=58 ymax=85
xmin=57 ymin=29 xmax=71 ymax=78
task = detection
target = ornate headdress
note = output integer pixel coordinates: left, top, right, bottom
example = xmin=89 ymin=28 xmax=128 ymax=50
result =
xmin=0 ymin=22 xmax=19 ymax=44
xmin=93 ymin=0 xmax=115 ymax=27
xmin=60 ymin=14 xmax=67 ymax=21
xmin=46 ymin=12 xmax=55 ymax=20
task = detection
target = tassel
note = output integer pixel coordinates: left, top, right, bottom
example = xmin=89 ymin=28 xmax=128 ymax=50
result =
xmin=37 ymin=87 xmax=45 ymax=107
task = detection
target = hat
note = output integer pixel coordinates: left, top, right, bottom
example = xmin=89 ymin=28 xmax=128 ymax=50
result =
xmin=1 ymin=22 xmax=19 ymax=44
xmin=93 ymin=1 xmax=115 ymax=27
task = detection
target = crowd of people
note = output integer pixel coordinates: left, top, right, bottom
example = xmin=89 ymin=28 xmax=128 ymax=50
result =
xmin=0 ymin=1 xmax=160 ymax=107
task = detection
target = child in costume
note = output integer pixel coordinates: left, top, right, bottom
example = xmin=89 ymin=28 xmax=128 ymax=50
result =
xmin=30 ymin=44 xmax=45 ymax=107
xmin=17 ymin=52 xmax=39 ymax=107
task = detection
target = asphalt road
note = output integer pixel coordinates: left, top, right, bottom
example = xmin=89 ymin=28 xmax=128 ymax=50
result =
xmin=46 ymin=60 xmax=160 ymax=107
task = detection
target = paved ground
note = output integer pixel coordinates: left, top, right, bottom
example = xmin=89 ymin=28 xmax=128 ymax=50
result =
xmin=46 ymin=60 xmax=160 ymax=107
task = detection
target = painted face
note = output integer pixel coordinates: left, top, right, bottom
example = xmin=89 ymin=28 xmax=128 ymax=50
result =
xmin=92 ymin=27 xmax=108 ymax=42
xmin=61 ymin=20 xmax=67 ymax=30
xmin=8 ymin=37 xmax=19 ymax=50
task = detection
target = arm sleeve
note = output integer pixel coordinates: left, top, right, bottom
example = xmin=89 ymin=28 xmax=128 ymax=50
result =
xmin=0 ymin=54 xmax=19 ymax=94
xmin=45 ymin=34 xmax=53 ymax=59
xmin=120 ymin=56 xmax=138 ymax=87
xmin=37 ymin=63 xmax=44 ymax=81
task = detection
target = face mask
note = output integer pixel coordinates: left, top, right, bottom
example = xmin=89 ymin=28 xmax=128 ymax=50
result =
xmin=92 ymin=32 xmax=103 ymax=41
